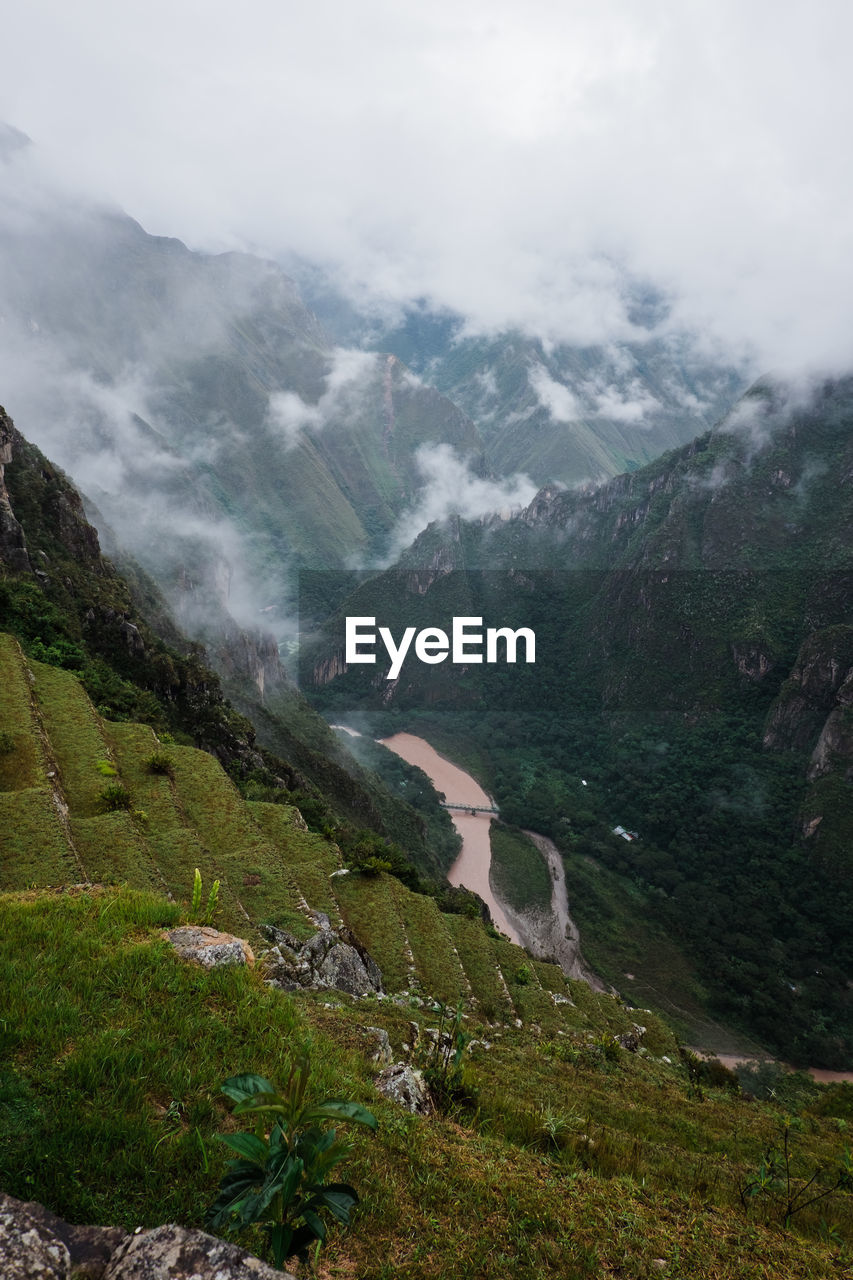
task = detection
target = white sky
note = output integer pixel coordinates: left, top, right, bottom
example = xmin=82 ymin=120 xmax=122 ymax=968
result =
xmin=3 ymin=0 xmax=853 ymax=371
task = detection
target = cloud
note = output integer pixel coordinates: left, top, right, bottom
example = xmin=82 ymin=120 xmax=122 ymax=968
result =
xmin=266 ymin=348 xmax=379 ymax=448
xmin=528 ymin=365 xmax=581 ymax=422
xmin=384 ymin=443 xmax=537 ymax=560
xmin=4 ymin=1 xmax=853 ymax=373
xmin=583 ymin=380 xmax=661 ymax=424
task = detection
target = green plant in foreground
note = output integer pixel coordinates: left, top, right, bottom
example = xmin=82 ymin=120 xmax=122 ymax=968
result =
xmin=206 ymin=1058 xmax=377 ymax=1269
xmin=190 ymin=867 xmax=221 ymax=925
xmin=419 ymin=1001 xmax=476 ymax=1113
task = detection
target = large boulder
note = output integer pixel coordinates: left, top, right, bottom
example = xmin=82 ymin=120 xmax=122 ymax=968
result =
xmin=164 ymin=926 xmax=255 ymax=968
xmin=260 ymin=915 xmax=382 ymax=997
xmin=0 ymin=1194 xmax=70 ymax=1279
xmin=0 ymin=1196 xmax=295 ymax=1279
xmin=103 ymin=1224 xmax=294 ymax=1279
xmin=0 ymin=1193 xmax=127 ymax=1279
xmin=375 ymin=1063 xmax=433 ymax=1116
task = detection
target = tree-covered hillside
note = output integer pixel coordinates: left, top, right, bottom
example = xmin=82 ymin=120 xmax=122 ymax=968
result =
xmin=304 ymin=377 xmax=853 ymax=1066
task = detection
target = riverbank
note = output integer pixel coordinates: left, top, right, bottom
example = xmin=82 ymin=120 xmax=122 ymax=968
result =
xmin=377 ymin=731 xmax=520 ymax=943
xmin=336 ymin=723 xmax=852 ymax=1080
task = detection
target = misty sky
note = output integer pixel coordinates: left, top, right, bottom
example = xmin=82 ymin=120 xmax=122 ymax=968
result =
xmin=3 ymin=0 xmax=853 ymax=372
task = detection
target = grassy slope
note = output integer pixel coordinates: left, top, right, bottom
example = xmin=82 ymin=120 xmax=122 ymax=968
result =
xmin=489 ymin=823 xmax=552 ymax=914
xmin=0 ymin=887 xmax=850 ymax=1280
xmin=2 ymin=636 xmax=853 ymax=1276
xmin=0 ymin=632 xmax=609 ymax=1017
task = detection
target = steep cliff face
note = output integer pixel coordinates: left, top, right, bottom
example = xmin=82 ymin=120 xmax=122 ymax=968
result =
xmin=764 ymin=627 xmax=853 ymax=757
xmin=0 ymin=404 xmax=263 ymax=765
xmin=0 ymin=409 xmax=31 ymax=574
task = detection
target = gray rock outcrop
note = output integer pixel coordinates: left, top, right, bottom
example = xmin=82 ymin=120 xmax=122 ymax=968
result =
xmin=260 ymin=916 xmax=383 ymax=996
xmin=614 ymin=1023 xmax=647 ymax=1053
xmin=0 ymin=1194 xmax=72 ymax=1278
xmin=103 ymin=1224 xmax=293 ymax=1279
xmin=165 ymin=926 xmax=255 ymax=968
xmin=375 ymin=1063 xmax=433 ymax=1115
xmin=0 ymin=408 xmax=32 ymax=574
xmin=0 ymin=1195 xmax=295 ymax=1279
xmin=362 ymin=1026 xmax=393 ymax=1064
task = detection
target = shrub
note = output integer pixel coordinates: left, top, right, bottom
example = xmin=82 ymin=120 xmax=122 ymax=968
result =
xmin=0 ymin=731 xmax=15 ymax=755
xmin=146 ymin=750 xmax=175 ymax=777
xmin=99 ymin=783 xmax=132 ymax=812
xmin=419 ymin=1002 xmax=478 ymax=1114
xmin=206 ymin=1058 xmax=377 ymax=1268
xmin=738 ymin=1120 xmax=853 ymax=1228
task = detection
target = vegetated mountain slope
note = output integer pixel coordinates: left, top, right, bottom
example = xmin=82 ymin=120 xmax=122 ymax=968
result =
xmin=0 ymin=133 xmax=485 ymax=621
xmin=1 ymin=387 xmax=852 ymax=1278
xmin=0 ymin=403 xmax=463 ymax=881
xmin=303 ymin=377 xmax=853 ymax=1066
xmin=0 ymin=628 xmax=523 ymax=1000
xmin=3 ymin=887 xmax=852 ymax=1280
xmin=295 ymin=273 xmax=745 ymax=486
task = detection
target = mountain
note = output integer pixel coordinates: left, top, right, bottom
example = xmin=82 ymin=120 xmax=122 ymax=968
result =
xmin=1 ymin=410 xmax=851 ymax=1277
xmin=0 ymin=136 xmax=487 ymax=641
xmin=295 ymin=273 xmax=745 ymax=486
xmin=302 ymin=376 xmax=853 ymax=1066
xmin=0 ymin=402 xmax=467 ymax=886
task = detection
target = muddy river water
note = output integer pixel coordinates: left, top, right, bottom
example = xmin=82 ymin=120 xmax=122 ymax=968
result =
xmin=378 ymin=732 xmax=521 ymax=943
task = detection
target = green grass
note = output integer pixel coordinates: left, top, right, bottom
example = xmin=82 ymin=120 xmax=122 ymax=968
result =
xmin=0 ymin=633 xmax=43 ymax=791
xmin=532 ymin=958 xmax=571 ymax=995
xmin=488 ymin=823 xmax=553 ymax=914
xmin=168 ymin=746 xmax=272 ymax=860
xmin=333 ymin=872 xmax=413 ymax=992
xmin=0 ymin=789 xmax=78 ymax=888
xmin=0 ymin=886 xmax=849 ymax=1280
xmin=489 ymin=934 xmax=564 ymax=1029
xmin=30 ymin=661 xmax=117 ymax=816
xmin=245 ymin=801 xmax=315 ymax=853
xmin=388 ymin=879 xmax=469 ymax=1004
xmin=444 ymin=915 xmax=515 ymax=1021
xmin=69 ymin=814 xmax=161 ymax=889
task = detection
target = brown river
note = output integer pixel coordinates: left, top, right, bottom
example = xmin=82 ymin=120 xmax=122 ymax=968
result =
xmin=378 ymin=732 xmax=521 ymax=942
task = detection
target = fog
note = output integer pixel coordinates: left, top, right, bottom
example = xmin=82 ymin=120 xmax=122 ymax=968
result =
xmin=4 ymin=1 xmax=853 ymax=373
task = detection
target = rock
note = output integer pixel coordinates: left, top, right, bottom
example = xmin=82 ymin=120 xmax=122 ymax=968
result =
xmin=375 ymin=1063 xmax=433 ymax=1115
xmin=614 ymin=1023 xmax=647 ymax=1053
xmin=0 ymin=1195 xmax=127 ymax=1279
xmin=363 ymin=1026 xmax=393 ymax=1064
xmin=164 ymin=926 xmax=255 ymax=969
xmin=102 ymin=1223 xmax=294 ymax=1278
xmin=260 ymin=920 xmax=382 ymax=997
xmin=0 ymin=410 xmax=32 ymax=574
xmin=0 ymin=1194 xmax=71 ymax=1278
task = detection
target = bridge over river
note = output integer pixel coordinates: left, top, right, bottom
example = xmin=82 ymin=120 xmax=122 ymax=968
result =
xmin=439 ymin=801 xmax=500 ymax=815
